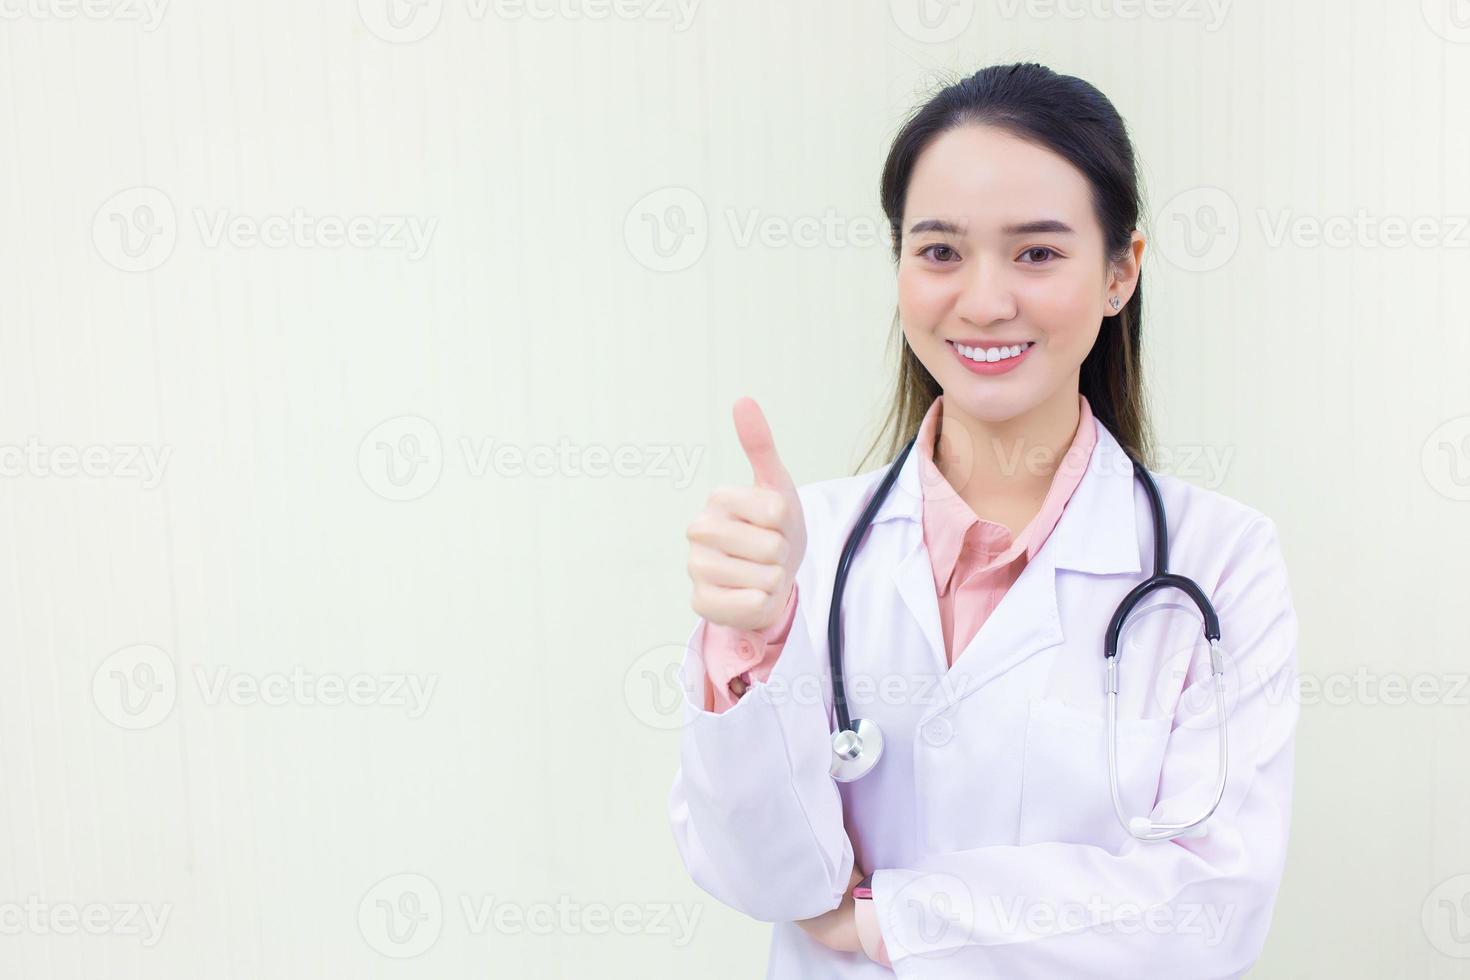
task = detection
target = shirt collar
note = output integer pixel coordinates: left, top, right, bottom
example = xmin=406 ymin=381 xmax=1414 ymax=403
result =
xmin=914 ymin=393 xmax=1098 ymax=596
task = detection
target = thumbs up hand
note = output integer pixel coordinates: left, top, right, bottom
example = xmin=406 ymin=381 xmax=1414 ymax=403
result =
xmin=686 ymin=398 xmax=808 ymax=632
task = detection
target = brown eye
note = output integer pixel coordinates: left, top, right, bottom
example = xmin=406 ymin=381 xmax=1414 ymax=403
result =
xmin=919 ymin=244 xmax=958 ymax=263
xmin=1020 ymin=246 xmax=1059 ymax=264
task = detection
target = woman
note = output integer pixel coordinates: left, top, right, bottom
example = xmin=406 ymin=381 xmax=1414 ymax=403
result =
xmin=669 ymin=63 xmax=1298 ymax=978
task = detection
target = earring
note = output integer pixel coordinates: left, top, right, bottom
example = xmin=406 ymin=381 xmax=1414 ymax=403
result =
xmin=1109 ymin=296 xmax=1122 ymax=311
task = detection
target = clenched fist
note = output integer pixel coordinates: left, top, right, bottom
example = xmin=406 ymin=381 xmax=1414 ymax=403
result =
xmin=686 ymin=397 xmax=807 ymax=632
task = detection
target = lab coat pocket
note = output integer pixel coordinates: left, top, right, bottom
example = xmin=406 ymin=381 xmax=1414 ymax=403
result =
xmin=1018 ymin=698 xmax=1170 ymax=850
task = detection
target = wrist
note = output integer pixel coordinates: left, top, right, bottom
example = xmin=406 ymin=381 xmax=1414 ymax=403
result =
xmin=852 ymin=873 xmax=891 ymax=968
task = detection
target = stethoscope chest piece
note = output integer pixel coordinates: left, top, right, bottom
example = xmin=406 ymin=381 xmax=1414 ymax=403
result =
xmin=829 ymin=718 xmax=883 ymax=782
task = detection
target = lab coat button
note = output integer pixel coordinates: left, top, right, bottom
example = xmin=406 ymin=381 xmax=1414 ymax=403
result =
xmin=922 ymin=717 xmax=954 ymax=747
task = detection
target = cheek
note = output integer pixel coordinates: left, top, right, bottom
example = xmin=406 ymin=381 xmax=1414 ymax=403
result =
xmin=896 ymin=268 xmax=955 ymax=342
xmin=1021 ymin=275 xmax=1097 ymax=343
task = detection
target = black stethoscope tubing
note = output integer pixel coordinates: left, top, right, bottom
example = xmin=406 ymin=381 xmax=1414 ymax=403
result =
xmin=826 ymin=432 xmax=1222 ymax=738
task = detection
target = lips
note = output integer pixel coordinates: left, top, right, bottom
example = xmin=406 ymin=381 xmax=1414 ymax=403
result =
xmin=947 ymin=339 xmax=1035 ymax=376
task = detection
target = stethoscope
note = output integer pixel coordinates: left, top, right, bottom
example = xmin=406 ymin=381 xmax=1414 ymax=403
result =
xmin=825 ymin=433 xmax=1230 ymax=843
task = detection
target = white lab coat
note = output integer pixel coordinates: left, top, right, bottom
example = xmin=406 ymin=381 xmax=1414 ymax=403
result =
xmin=667 ymin=415 xmax=1300 ymax=979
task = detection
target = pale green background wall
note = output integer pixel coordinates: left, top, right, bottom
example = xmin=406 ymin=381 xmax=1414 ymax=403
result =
xmin=1 ymin=1 xmax=1467 ymax=976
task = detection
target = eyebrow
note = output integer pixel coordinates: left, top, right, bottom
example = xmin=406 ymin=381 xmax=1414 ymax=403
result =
xmin=907 ymin=218 xmax=1077 ymax=237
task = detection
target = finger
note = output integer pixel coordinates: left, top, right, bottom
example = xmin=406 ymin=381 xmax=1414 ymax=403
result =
xmin=688 ymin=513 xmax=787 ymax=564
xmin=706 ymin=485 xmax=789 ymax=533
xmin=688 ymin=543 xmax=786 ymax=593
xmin=733 ymin=397 xmax=795 ymax=492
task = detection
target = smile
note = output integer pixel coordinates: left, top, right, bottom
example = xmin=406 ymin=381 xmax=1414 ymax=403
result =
xmin=947 ymin=340 xmax=1036 ymax=362
xmin=946 ymin=339 xmax=1037 ymax=376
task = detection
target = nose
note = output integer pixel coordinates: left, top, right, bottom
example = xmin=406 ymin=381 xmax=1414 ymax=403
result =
xmin=953 ymin=254 xmax=1018 ymax=325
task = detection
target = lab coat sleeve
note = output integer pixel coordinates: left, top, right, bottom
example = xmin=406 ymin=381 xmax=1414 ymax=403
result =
xmin=667 ymin=554 xmax=856 ymax=922
xmin=700 ymin=582 xmax=801 ymax=714
xmin=871 ymin=516 xmax=1300 ymax=979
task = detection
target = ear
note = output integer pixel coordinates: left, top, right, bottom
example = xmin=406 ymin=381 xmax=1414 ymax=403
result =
xmin=1106 ymin=230 xmax=1146 ymax=315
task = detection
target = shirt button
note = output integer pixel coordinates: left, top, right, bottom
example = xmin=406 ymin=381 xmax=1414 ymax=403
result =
xmin=922 ymin=717 xmax=954 ymax=747
xmin=735 ymin=639 xmax=758 ymax=662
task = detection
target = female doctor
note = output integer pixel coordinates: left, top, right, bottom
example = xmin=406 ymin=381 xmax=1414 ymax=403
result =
xmin=668 ymin=63 xmax=1299 ymax=979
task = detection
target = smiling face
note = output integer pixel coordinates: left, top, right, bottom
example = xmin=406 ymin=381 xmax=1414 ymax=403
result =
xmin=897 ymin=123 xmax=1142 ymax=427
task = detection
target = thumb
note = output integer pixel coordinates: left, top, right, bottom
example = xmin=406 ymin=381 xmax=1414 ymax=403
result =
xmin=733 ymin=397 xmax=795 ymax=492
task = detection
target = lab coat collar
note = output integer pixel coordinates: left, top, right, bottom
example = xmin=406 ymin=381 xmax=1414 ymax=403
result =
xmin=869 ymin=409 xmax=1143 ymax=579
xmin=875 ymin=410 xmax=1146 ymax=699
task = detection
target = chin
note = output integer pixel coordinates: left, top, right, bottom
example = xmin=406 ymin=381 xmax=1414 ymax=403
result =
xmin=940 ymin=384 xmax=1041 ymax=425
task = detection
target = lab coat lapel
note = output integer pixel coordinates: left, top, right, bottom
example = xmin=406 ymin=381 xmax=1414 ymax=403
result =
xmin=890 ymin=534 xmax=950 ymax=675
xmin=873 ymin=414 xmax=1143 ymax=707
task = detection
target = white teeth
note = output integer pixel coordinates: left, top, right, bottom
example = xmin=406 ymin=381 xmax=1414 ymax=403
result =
xmin=953 ymin=341 xmax=1032 ymax=363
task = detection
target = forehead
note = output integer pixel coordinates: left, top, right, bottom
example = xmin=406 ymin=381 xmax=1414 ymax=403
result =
xmin=903 ymin=124 xmax=1095 ymax=234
